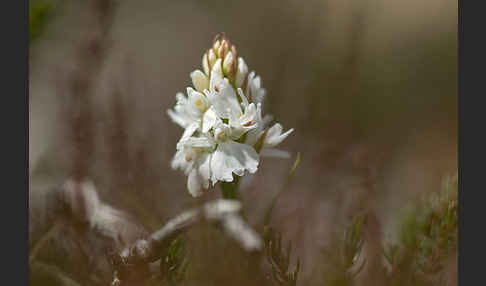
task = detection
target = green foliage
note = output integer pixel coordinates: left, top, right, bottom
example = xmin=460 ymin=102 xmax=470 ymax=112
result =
xmin=343 ymin=215 xmax=366 ymax=276
xmin=159 ymin=236 xmax=190 ymax=285
xmin=383 ymin=173 xmax=458 ymax=286
xmin=289 ymin=152 xmax=301 ymax=177
xmin=317 ymin=214 xmax=366 ymax=286
xmin=29 ymin=0 xmax=55 ymax=43
xmin=263 ymin=226 xmax=300 ymax=286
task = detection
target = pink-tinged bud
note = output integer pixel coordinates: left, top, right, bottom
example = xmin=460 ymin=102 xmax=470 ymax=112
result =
xmin=218 ymin=39 xmax=229 ymax=59
xmin=201 ymin=34 xmax=242 ymax=80
xmin=213 ymin=39 xmax=221 ymax=52
xmin=223 ymin=51 xmax=235 ymax=76
xmin=208 ymin=49 xmax=217 ymax=68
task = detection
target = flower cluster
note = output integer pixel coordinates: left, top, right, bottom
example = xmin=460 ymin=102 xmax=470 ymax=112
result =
xmin=168 ymin=35 xmax=293 ymax=197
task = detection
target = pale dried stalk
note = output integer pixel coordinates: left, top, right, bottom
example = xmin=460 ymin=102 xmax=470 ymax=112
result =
xmin=111 ymin=199 xmax=262 ymax=285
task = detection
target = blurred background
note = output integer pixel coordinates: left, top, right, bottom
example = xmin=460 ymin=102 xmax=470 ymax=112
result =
xmin=29 ymin=0 xmax=457 ymax=285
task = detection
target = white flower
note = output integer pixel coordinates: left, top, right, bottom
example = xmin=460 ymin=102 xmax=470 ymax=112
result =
xmin=205 ymin=64 xmax=241 ymax=120
xmin=172 ymin=136 xmax=214 ymax=197
xmin=246 ymin=71 xmax=266 ymax=104
xmin=168 ymin=36 xmax=294 ymax=197
xmin=263 ymin=123 xmax=294 ymax=148
xmin=235 ymin=57 xmax=248 ymax=88
xmin=167 ymin=86 xmax=216 ymax=138
xmin=259 ymin=123 xmax=294 ymax=159
xmin=167 ymin=87 xmax=209 ymax=130
xmin=209 ymin=120 xmax=259 ymax=184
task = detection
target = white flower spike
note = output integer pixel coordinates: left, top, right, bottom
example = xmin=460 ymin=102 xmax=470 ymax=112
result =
xmin=168 ymin=34 xmax=294 ymax=197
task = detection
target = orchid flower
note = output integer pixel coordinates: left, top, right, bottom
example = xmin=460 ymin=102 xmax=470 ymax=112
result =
xmin=167 ymin=35 xmax=293 ymax=196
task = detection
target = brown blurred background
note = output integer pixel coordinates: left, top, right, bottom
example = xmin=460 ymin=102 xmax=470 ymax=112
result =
xmin=29 ymin=0 xmax=457 ymax=285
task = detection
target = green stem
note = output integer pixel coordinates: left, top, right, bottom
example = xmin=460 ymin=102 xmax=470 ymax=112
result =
xmin=220 ymin=176 xmax=240 ymax=199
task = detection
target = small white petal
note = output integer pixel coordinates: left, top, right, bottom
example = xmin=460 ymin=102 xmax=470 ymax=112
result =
xmin=177 ymin=135 xmax=213 ymax=150
xmin=235 ymin=57 xmax=248 ymax=88
xmin=238 ymin=88 xmax=249 ymax=108
xmin=171 ymin=149 xmax=193 ymax=175
xmin=264 ymin=124 xmax=294 ymax=147
xmin=175 ymin=92 xmax=187 ymax=104
xmin=239 ymin=103 xmax=257 ymax=128
xmin=212 ymin=58 xmax=223 ymax=79
xmin=171 ymin=150 xmax=185 ymax=170
xmin=202 ymin=107 xmax=217 ymax=133
xmin=244 ymin=103 xmax=265 ymax=146
xmin=180 ymin=123 xmax=198 ymax=141
xmin=187 ymin=169 xmax=203 ymax=197
xmin=209 ymin=67 xmax=224 ymax=92
xmin=186 ymin=87 xmax=208 ymax=114
xmin=246 ymin=72 xmax=266 ymax=104
xmin=198 ymin=153 xmax=211 ymax=189
xmin=167 ymin=109 xmax=187 ymax=128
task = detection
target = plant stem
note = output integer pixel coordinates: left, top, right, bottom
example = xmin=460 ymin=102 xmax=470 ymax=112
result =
xmin=220 ymin=176 xmax=240 ymax=199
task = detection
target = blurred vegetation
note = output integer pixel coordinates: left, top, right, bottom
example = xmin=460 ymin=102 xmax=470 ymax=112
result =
xmin=383 ymin=174 xmax=458 ymax=286
xmin=307 ymin=173 xmax=457 ymax=286
xmin=158 ymin=235 xmax=190 ymax=285
xmin=264 ymin=226 xmax=301 ymax=286
xmin=29 ymin=0 xmax=56 ymax=43
xmin=313 ymin=215 xmax=367 ymax=286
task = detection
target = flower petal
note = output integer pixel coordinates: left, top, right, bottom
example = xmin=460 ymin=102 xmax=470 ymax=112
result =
xmin=167 ymin=109 xmax=188 ymax=128
xmin=202 ymin=107 xmax=217 ymax=133
xmin=177 ymin=135 xmax=213 ymax=150
xmin=171 ymin=149 xmax=193 ymax=175
xmin=198 ymin=153 xmax=211 ymax=189
xmin=210 ymin=141 xmax=259 ymax=184
xmin=238 ymin=88 xmax=249 ymax=108
xmin=238 ymin=103 xmax=257 ymax=128
xmin=210 ymin=83 xmax=241 ymax=119
xmin=180 ymin=122 xmax=198 ymax=142
xmin=187 ymin=168 xmax=203 ymax=197
xmin=190 ymin=69 xmax=209 ymax=92
xmin=264 ymin=123 xmax=294 ymax=147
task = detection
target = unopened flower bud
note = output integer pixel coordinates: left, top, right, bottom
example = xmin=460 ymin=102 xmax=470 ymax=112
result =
xmin=202 ymin=52 xmax=210 ymax=75
xmin=223 ymin=51 xmax=235 ymax=76
xmin=218 ymin=39 xmax=229 ymax=59
xmin=212 ymin=58 xmax=223 ymax=78
xmin=235 ymin=57 xmax=248 ymax=88
xmin=190 ymin=69 xmax=209 ymax=92
xmin=208 ymin=49 xmax=217 ymax=68
xmin=213 ymin=39 xmax=221 ymax=53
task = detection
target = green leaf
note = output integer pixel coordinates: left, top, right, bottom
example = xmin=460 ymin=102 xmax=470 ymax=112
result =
xmin=289 ymin=152 xmax=301 ymax=176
